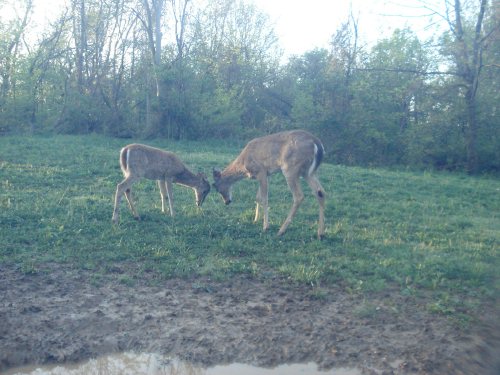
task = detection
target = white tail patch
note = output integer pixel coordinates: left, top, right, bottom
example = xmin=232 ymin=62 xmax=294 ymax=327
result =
xmin=125 ymin=148 xmax=131 ymax=171
xmin=308 ymin=143 xmax=319 ymax=176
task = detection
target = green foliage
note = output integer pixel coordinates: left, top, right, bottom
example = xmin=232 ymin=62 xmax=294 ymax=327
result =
xmin=0 ymin=1 xmax=499 ymax=172
xmin=1 ymin=135 xmax=498 ymax=319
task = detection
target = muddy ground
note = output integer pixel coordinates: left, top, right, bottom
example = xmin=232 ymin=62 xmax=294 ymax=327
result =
xmin=0 ymin=262 xmax=498 ymax=375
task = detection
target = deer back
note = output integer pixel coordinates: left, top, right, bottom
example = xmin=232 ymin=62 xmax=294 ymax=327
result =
xmin=235 ymin=130 xmax=323 ymax=178
xmin=122 ymin=144 xmax=186 ymax=180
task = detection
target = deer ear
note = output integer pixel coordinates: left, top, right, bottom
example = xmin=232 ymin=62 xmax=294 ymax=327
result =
xmin=213 ymin=168 xmax=221 ymax=179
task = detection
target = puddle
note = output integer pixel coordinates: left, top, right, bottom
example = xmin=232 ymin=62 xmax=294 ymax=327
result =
xmin=4 ymin=353 xmax=361 ymax=375
xmin=206 ymin=362 xmax=360 ymax=375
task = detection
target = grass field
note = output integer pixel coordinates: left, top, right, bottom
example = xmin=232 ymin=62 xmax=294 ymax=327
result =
xmin=1 ymin=135 xmax=498 ymax=322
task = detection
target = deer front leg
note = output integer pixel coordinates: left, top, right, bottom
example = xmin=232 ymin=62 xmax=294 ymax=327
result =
xmin=278 ymin=173 xmax=304 ymax=236
xmin=158 ymin=179 xmax=175 ymax=216
xmin=254 ymin=185 xmax=261 ymax=222
xmin=113 ymin=176 xmax=139 ymax=223
xmin=158 ymin=180 xmax=167 ymax=213
xmin=257 ymin=175 xmax=269 ymax=231
xmin=165 ymin=179 xmax=174 ymax=216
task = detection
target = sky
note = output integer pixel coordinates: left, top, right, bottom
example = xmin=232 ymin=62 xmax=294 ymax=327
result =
xmin=3 ymin=0 xmax=437 ymax=57
xmin=251 ymin=0 xmax=436 ymax=57
xmin=252 ymin=0 xmax=359 ymax=56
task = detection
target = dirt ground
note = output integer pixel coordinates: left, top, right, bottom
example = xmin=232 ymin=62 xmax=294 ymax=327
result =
xmin=0 ymin=262 xmax=498 ymax=375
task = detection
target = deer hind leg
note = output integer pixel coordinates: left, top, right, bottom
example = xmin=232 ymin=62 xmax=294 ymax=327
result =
xmin=158 ymin=179 xmax=175 ymax=216
xmin=278 ymin=172 xmax=304 ymax=236
xmin=124 ymin=188 xmax=140 ymax=220
xmin=113 ymin=176 xmax=138 ymax=223
xmin=306 ymin=174 xmax=326 ymax=239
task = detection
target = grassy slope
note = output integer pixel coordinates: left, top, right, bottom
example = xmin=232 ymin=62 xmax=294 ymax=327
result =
xmin=1 ymin=135 xmax=498 ymax=320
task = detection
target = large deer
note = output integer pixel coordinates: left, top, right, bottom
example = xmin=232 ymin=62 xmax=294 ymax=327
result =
xmin=112 ymin=144 xmax=210 ymax=224
xmin=213 ymin=130 xmax=326 ymax=239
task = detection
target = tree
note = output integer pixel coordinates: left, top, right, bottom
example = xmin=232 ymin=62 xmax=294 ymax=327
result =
xmin=431 ymin=0 xmax=499 ymax=172
xmin=53 ymin=0 xmax=140 ymax=134
xmin=190 ymin=0 xmax=280 ymax=138
xmin=474 ymin=0 xmax=500 ymax=170
xmin=362 ymin=29 xmax=430 ymax=164
xmin=286 ymin=49 xmax=332 ymax=133
xmin=170 ymin=0 xmax=190 ymax=60
xmin=0 ymin=0 xmax=33 ymax=132
xmin=330 ymin=10 xmax=360 ymax=122
xmin=0 ymin=0 xmax=33 ymax=98
xmin=132 ymin=0 xmax=165 ymax=133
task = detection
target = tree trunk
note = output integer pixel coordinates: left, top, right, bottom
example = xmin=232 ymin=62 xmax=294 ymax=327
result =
xmin=452 ymin=0 xmax=488 ymax=173
xmin=465 ymin=89 xmax=479 ymax=173
xmin=0 ymin=0 xmax=32 ymax=99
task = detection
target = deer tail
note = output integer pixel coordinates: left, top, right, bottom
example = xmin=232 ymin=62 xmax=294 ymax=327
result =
xmin=308 ymin=140 xmax=324 ymax=176
xmin=315 ymin=140 xmax=324 ymax=170
xmin=120 ymin=146 xmax=130 ymax=173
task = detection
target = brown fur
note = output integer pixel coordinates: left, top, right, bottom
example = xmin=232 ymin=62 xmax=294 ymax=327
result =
xmin=213 ymin=130 xmax=326 ymax=239
xmin=112 ymin=144 xmax=210 ymax=223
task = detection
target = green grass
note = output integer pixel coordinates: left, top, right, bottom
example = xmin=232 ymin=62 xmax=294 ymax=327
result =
xmin=1 ymin=135 xmax=499 ymax=320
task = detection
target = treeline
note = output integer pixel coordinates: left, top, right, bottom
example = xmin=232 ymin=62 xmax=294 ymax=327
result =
xmin=1 ymin=0 xmax=499 ymax=172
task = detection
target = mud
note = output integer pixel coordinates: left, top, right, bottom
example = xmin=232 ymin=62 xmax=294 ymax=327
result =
xmin=1 ymin=262 xmax=498 ymax=375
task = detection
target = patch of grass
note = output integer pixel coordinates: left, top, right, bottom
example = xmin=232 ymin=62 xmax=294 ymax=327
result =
xmin=353 ymin=301 xmax=383 ymax=319
xmin=0 ymin=135 xmax=499 ymax=319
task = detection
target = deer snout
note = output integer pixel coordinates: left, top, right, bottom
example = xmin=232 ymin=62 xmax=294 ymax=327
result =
xmin=196 ymin=187 xmax=210 ymax=207
xmin=197 ymin=195 xmax=207 ymax=207
xmin=222 ymin=192 xmax=232 ymax=205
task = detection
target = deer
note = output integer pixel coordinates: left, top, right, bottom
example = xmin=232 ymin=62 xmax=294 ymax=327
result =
xmin=112 ymin=144 xmax=210 ymax=224
xmin=212 ymin=130 xmax=326 ymax=239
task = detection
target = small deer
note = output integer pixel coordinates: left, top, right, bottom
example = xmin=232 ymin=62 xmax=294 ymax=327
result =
xmin=213 ymin=130 xmax=326 ymax=239
xmin=112 ymin=144 xmax=210 ymax=224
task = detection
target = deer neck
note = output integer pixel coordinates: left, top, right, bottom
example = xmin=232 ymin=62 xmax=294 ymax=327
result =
xmin=172 ymin=168 xmax=200 ymax=188
xmin=221 ymin=162 xmax=247 ymax=184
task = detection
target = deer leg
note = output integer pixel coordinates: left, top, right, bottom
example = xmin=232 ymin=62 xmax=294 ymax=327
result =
xmin=159 ymin=179 xmax=174 ymax=216
xmin=165 ymin=179 xmax=175 ymax=216
xmin=254 ymin=185 xmax=261 ymax=222
xmin=112 ymin=181 xmax=126 ymax=224
xmin=278 ymin=173 xmax=304 ymax=236
xmin=254 ymin=202 xmax=260 ymax=222
xmin=124 ymin=188 xmax=139 ymax=220
xmin=158 ymin=180 xmax=167 ymax=213
xmin=113 ymin=176 xmax=138 ymax=223
xmin=257 ymin=175 xmax=269 ymax=231
xmin=307 ymin=174 xmax=326 ymax=239
xmin=157 ymin=179 xmax=173 ymax=216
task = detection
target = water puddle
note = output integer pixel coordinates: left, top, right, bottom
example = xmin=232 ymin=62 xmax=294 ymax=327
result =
xmin=5 ymin=352 xmax=361 ymax=375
